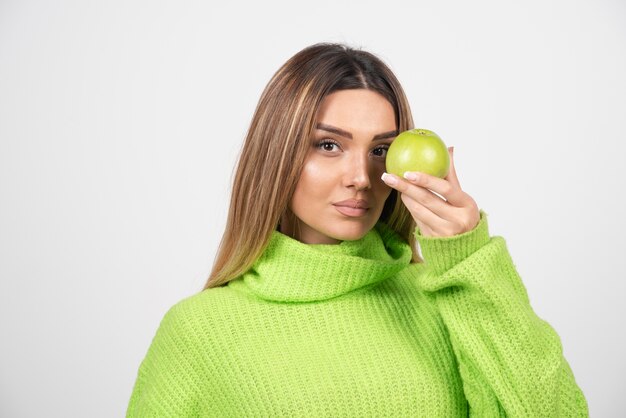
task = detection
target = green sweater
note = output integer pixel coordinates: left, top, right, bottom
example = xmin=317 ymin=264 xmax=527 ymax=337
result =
xmin=126 ymin=210 xmax=588 ymax=417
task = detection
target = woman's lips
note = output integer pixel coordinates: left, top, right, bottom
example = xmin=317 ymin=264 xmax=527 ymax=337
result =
xmin=333 ymin=205 xmax=369 ymax=217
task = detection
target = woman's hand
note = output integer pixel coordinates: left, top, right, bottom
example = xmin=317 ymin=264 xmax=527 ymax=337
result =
xmin=381 ymin=147 xmax=480 ymax=238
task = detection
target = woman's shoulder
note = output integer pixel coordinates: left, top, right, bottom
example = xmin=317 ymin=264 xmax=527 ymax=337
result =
xmin=147 ymin=286 xmax=250 ymax=350
xmin=171 ymin=282 xmax=244 ymax=313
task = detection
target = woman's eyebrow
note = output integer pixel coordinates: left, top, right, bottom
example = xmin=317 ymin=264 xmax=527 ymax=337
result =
xmin=315 ymin=123 xmax=398 ymax=141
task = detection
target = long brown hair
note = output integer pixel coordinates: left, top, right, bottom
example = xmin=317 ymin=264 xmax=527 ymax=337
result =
xmin=203 ymin=42 xmax=422 ymax=290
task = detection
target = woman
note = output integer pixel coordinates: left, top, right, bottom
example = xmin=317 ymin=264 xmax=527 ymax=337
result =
xmin=126 ymin=43 xmax=588 ymax=417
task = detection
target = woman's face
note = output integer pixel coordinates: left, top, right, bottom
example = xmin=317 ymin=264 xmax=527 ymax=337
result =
xmin=282 ymin=89 xmax=397 ymax=244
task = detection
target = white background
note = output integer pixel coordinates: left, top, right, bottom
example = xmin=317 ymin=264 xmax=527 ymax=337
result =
xmin=1 ymin=0 xmax=624 ymax=416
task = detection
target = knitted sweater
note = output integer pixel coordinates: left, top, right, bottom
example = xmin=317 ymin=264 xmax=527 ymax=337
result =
xmin=126 ymin=210 xmax=588 ymax=417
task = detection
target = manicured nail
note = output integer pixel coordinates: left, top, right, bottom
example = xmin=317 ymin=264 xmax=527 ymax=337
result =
xmin=381 ymin=172 xmax=397 ymax=185
xmin=404 ymin=172 xmax=419 ymax=181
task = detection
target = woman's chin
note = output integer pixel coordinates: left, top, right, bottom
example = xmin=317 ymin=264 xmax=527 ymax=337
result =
xmin=326 ymin=222 xmax=374 ymax=242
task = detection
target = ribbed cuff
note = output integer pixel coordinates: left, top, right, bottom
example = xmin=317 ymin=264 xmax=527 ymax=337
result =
xmin=414 ymin=209 xmax=490 ymax=275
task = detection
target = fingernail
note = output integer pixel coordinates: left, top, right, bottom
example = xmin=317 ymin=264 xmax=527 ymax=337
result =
xmin=403 ymin=172 xmax=419 ymax=181
xmin=381 ymin=172 xmax=397 ymax=185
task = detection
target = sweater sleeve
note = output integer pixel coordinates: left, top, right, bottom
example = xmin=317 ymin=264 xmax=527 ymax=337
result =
xmin=126 ymin=302 xmax=204 ymax=417
xmin=413 ymin=209 xmax=589 ymax=417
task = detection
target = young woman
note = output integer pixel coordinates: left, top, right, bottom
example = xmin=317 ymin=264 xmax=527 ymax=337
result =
xmin=127 ymin=43 xmax=588 ymax=417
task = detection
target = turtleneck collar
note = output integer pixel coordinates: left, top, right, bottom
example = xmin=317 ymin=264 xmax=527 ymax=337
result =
xmin=230 ymin=222 xmax=413 ymax=303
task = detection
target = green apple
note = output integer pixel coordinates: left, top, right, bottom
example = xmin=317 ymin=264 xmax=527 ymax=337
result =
xmin=386 ymin=128 xmax=450 ymax=178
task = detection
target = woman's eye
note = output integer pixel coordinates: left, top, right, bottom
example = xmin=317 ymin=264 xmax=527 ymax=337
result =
xmin=316 ymin=139 xmax=340 ymax=152
xmin=373 ymin=145 xmax=389 ymax=158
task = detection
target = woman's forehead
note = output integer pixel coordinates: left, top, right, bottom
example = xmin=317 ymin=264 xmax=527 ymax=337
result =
xmin=316 ymin=90 xmax=396 ymax=135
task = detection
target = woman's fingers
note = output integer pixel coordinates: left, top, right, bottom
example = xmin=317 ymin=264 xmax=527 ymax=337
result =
xmin=398 ymin=192 xmax=454 ymax=236
xmin=391 ymin=175 xmax=451 ymax=215
xmin=381 ymin=172 xmax=457 ymax=228
xmin=400 ymin=169 xmax=467 ymax=208
xmin=382 ymin=168 xmax=467 ymax=212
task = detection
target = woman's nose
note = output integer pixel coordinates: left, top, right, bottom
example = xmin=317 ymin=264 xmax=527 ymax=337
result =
xmin=346 ymin=153 xmax=372 ymax=191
